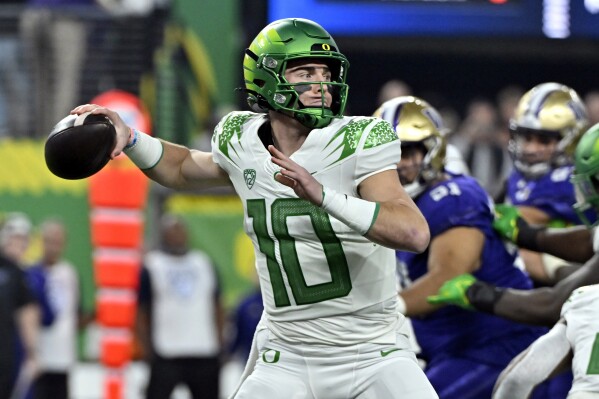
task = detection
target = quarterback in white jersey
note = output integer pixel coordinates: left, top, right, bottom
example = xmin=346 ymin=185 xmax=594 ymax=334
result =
xmin=213 ymin=111 xmax=405 ymax=346
xmin=493 ymin=285 xmax=599 ymax=399
xmin=73 ymin=17 xmax=436 ymax=399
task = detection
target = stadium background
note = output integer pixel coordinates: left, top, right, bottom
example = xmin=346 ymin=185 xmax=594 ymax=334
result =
xmin=1 ymin=0 xmax=599 ymax=397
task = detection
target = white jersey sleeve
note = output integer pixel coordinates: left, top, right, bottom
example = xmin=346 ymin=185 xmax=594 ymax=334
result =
xmin=212 ymin=113 xmax=405 ymax=345
xmin=561 ymin=285 xmax=599 ymax=396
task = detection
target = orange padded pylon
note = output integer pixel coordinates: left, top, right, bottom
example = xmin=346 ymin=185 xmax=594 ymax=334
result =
xmin=89 ymin=161 xmax=149 ymax=209
xmin=94 ymin=251 xmax=141 ymax=289
xmin=101 ymin=333 xmax=132 ymax=369
xmin=104 ymin=371 xmax=124 ymax=399
xmin=90 ymin=210 xmax=144 ymax=249
xmin=96 ymin=291 xmax=137 ymax=328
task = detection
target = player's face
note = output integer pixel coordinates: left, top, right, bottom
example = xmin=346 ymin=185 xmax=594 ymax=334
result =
xmin=3 ymin=234 xmax=29 ymax=263
xmin=284 ymin=60 xmax=333 ymax=108
xmin=397 ymin=144 xmax=425 ymax=185
xmin=513 ymin=131 xmax=559 ymax=164
xmin=42 ymin=226 xmax=65 ymax=264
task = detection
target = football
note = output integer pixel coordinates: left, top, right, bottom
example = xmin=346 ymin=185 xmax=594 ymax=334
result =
xmin=44 ymin=112 xmax=116 ymax=180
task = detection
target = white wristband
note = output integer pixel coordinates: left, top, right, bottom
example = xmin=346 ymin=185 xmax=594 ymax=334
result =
xmin=123 ymin=129 xmax=163 ymax=170
xmin=320 ymin=187 xmax=379 ymax=235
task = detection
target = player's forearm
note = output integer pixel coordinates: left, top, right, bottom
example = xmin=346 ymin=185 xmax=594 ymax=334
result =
xmin=365 ymin=200 xmax=430 ymax=252
xmin=492 ymin=287 xmax=562 ymax=326
xmin=534 ymin=226 xmax=593 ymax=263
xmin=141 ymin=141 xmax=228 ymax=190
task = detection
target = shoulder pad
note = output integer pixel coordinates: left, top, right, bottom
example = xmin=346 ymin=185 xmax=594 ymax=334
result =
xmin=364 ymin=119 xmax=398 ymax=149
xmin=213 ymin=111 xmax=254 ymax=161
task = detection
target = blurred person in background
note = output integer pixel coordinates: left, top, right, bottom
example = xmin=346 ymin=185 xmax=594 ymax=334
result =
xmin=491 ymin=85 xmax=523 ymax=200
xmin=228 ymin=278 xmax=262 ymax=365
xmin=0 ymin=213 xmax=40 ymax=399
xmin=500 ymin=82 xmax=594 ymax=286
xmin=377 ymin=79 xmax=413 ymax=106
xmin=136 ymin=214 xmax=225 ymax=399
xmin=375 ymin=96 xmax=550 ymax=399
xmin=0 ymin=0 xmax=29 ymax=138
xmin=454 ymin=98 xmax=509 ymax=199
xmin=19 ymin=0 xmax=99 ymax=136
xmin=26 ymin=219 xmax=83 ymax=399
xmin=584 ymin=90 xmax=599 ymax=126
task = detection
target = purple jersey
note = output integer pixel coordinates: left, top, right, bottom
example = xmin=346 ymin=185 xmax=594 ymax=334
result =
xmin=507 ymin=165 xmax=596 ymax=225
xmin=397 ymin=175 xmax=545 ymax=366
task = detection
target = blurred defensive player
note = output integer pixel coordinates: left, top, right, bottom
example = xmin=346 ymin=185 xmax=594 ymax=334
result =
xmin=501 ymin=83 xmax=593 ymax=284
xmin=375 ymin=96 xmax=549 ymax=399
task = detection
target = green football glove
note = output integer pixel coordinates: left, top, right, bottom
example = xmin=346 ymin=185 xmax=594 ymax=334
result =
xmin=427 ymin=274 xmax=477 ymax=310
xmin=492 ymin=203 xmax=522 ymax=242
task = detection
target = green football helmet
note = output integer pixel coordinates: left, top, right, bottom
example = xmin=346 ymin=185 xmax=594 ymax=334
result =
xmin=572 ymin=123 xmax=599 ymax=226
xmin=243 ymin=18 xmax=349 ymax=129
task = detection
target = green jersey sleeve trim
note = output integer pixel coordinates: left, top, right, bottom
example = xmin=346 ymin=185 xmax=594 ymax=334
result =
xmin=365 ymin=202 xmax=381 ymax=235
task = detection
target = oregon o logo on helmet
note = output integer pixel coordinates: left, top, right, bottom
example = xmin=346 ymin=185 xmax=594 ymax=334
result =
xmin=321 ymin=43 xmax=330 ymax=51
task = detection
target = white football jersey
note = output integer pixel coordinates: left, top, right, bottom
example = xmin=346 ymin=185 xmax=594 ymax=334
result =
xmin=212 ymin=112 xmax=404 ymax=345
xmin=561 ymin=284 xmax=599 ymax=396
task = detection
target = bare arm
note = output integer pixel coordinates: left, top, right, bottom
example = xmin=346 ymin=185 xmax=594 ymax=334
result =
xmin=71 ymin=104 xmax=230 ymax=190
xmin=494 ymin=253 xmax=599 ymax=325
xmin=518 ymin=206 xmax=567 ymax=283
xmin=268 ymin=144 xmax=429 ymax=252
xmin=358 ymin=170 xmax=429 ymax=252
xmin=402 ymin=227 xmax=484 ymax=316
xmin=142 ymin=142 xmax=230 ymax=190
xmin=534 ymin=226 xmax=594 ymax=264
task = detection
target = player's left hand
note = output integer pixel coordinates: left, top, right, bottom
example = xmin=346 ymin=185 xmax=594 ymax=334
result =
xmin=426 ymin=274 xmax=477 ymax=310
xmin=268 ymin=145 xmax=324 ymax=205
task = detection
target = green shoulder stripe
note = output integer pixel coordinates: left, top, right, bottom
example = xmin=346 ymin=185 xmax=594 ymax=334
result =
xmin=214 ymin=112 xmax=253 ymax=163
xmin=364 ymin=120 xmax=398 ymax=149
xmin=325 ymin=118 xmax=372 ymax=167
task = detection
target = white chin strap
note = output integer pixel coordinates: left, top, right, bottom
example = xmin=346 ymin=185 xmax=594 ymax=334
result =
xmin=514 ymin=159 xmax=551 ymax=179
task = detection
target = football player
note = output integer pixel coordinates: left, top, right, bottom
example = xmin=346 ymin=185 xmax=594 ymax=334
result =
xmin=500 ymin=83 xmax=593 ymax=284
xmin=428 ymin=123 xmax=599 ymax=325
xmin=72 ymin=18 xmax=437 ymax=399
xmin=429 ymin=123 xmax=599 ymax=399
xmin=493 ymin=285 xmax=599 ymax=399
xmin=374 ymin=96 xmax=549 ymax=399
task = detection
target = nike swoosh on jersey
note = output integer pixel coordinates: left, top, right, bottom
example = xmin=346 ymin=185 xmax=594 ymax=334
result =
xmin=380 ymin=348 xmax=401 ymax=357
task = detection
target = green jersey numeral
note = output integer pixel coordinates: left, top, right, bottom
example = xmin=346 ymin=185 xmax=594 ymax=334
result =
xmin=247 ymin=198 xmax=352 ymax=307
xmin=587 ymin=332 xmax=599 ymax=374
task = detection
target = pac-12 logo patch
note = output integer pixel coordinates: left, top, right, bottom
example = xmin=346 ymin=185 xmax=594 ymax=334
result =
xmin=244 ymin=169 xmax=256 ymax=189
